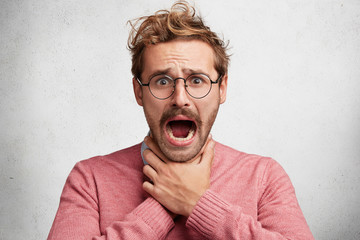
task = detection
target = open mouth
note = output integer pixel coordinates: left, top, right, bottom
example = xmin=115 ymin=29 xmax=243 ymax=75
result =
xmin=166 ymin=120 xmax=196 ymax=142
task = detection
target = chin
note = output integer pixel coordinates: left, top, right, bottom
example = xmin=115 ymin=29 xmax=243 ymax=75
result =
xmin=161 ymin=147 xmax=200 ymax=162
xmin=157 ymin=134 xmax=206 ymax=162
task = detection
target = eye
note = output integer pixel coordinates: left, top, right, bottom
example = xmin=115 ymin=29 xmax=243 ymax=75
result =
xmin=188 ymin=75 xmax=207 ymax=86
xmin=159 ymin=79 xmax=169 ymax=85
xmin=154 ymin=76 xmax=172 ymax=86
xmin=191 ymin=78 xmax=203 ymax=85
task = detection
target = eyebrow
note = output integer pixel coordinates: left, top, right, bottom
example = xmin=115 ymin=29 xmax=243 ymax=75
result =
xmin=148 ymin=68 xmax=171 ymax=81
xmin=148 ymin=68 xmax=208 ymax=80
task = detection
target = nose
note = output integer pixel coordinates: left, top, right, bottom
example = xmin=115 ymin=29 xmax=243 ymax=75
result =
xmin=171 ymin=78 xmax=191 ymax=108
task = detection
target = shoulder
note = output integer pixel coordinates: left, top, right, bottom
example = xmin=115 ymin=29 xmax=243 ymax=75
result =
xmin=214 ymin=141 xmax=274 ymax=168
xmin=214 ymin=141 xmax=286 ymax=181
xmin=72 ymin=143 xmax=143 ymax=177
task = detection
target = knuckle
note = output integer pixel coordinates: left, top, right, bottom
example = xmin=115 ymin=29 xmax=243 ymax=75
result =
xmin=152 ymin=186 xmax=163 ymax=198
xmin=157 ymin=164 xmax=166 ymax=173
xmin=161 ymin=167 xmax=172 ymax=177
xmin=143 ymin=149 xmax=152 ymax=158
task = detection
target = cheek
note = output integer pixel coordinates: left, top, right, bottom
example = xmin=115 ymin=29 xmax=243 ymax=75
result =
xmin=143 ymin=99 xmax=166 ymax=121
xmin=198 ymin=93 xmax=220 ymax=113
xmin=196 ymin=99 xmax=221 ymax=127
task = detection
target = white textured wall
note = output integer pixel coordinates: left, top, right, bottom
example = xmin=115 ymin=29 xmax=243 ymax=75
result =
xmin=1 ymin=0 xmax=359 ymax=239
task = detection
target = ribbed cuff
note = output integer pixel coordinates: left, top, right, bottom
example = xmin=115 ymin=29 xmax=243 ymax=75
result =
xmin=186 ymin=190 xmax=230 ymax=238
xmin=133 ymin=197 xmax=175 ymax=239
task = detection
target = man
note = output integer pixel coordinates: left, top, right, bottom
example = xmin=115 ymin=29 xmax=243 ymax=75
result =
xmin=48 ymin=2 xmax=314 ymax=239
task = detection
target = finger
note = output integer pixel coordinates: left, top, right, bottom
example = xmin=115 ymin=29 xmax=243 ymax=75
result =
xmin=186 ymin=134 xmax=213 ymax=164
xmin=192 ymin=134 xmax=213 ymax=163
xmin=143 ymin=148 xmax=164 ymax=171
xmin=143 ymin=164 xmax=157 ymax=182
xmin=198 ymin=139 xmax=216 ymax=168
xmin=143 ymin=181 xmax=155 ymax=195
xmin=197 ymin=134 xmax=213 ymax=155
xmin=144 ymin=136 xmax=170 ymax=162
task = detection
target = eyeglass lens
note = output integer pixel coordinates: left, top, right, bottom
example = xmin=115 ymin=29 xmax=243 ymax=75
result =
xmin=149 ymin=74 xmax=212 ymax=99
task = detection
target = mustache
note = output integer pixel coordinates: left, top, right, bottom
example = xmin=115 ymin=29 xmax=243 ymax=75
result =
xmin=160 ymin=108 xmax=202 ymax=127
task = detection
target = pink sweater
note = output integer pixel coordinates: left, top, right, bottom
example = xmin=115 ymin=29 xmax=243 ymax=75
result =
xmin=48 ymin=142 xmax=314 ymax=239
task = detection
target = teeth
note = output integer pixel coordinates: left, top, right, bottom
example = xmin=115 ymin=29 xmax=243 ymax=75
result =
xmin=167 ymin=125 xmax=195 ymax=141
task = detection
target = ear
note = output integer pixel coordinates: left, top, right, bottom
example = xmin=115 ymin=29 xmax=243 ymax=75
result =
xmin=133 ymin=77 xmax=143 ymax=106
xmin=219 ymin=74 xmax=228 ymax=104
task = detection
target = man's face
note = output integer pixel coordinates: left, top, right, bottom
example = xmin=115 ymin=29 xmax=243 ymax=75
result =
xmin=133 ymin=39 xmax=227 ymax=162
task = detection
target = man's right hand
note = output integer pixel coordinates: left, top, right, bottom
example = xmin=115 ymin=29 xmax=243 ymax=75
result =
xmin=142 ymin=135 xmax=215 ymax=217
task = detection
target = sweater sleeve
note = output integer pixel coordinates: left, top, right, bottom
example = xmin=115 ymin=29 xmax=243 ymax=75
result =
xmin=47 ymin=162 xmax=174 ymax=240
xmin=186 ymin=159 xmax=314 ymax=240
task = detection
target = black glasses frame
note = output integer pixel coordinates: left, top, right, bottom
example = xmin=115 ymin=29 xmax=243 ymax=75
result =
xmin=136 ymin=73 xmax=222 ymax=100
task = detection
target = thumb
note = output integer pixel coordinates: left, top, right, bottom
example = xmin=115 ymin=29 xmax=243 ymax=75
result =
xmin=199 ymin=139 xmax=216 ymax=168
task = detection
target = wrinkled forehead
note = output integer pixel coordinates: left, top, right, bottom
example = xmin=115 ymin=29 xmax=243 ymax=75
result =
xmin=141 ymin=39 xmax=217 ymax=79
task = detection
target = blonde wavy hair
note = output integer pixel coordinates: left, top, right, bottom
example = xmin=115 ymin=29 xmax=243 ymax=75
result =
xmin=127 ymin=1 xmax=230 ymax=80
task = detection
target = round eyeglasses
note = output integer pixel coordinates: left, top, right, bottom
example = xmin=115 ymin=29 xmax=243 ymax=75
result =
xmin=136 ymin=73 xmax=222 ymax=100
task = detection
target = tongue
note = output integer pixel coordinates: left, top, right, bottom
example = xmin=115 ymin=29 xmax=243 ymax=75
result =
xmin=169 ymin=121 xmax=192 ymax=138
